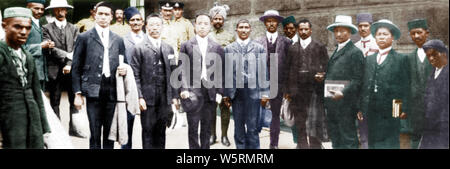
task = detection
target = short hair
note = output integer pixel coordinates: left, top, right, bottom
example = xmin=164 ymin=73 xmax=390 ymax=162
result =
xmin=94 ymin=1 xmax=114 ymax=15
xmin=146 ymin=13 xmax=163 ymax=25
xmin=236 ymin=19 xmax=251 ymax=28
xmin=297 ymin=19 xmax=312 ymax=29
xmin=194 ymin=14 xmax=211 ymax=23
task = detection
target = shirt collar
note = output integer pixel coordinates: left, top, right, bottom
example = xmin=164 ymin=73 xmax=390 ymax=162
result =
xmin=31 ymin=17 xmax=40 ymax=26
xmin=300 ymin=36 xmax=311 ymax=45
xmin=196 ymin=35 xmax=208 ymax=44
xmin=237 ymin=37 xmax=250 ymax=47
xmin=290 ymin=34 xmax=299 ymax=44
xmin=378 ymin=46 xmax=392 ymax=56
xmin=338 ymin=39 xmax=351 ymax=49
xmin=266 ymin=31 xmax=278 ymax=41
xmin=95 ymin=24 xmax=110 ymax=39
xmin=361 ymin=34 xmax=373 ymax=41
xmin=54 ymin=19 xmax=67 ymax=29
xmin=147 ymin=34 xmax=161 ymax=46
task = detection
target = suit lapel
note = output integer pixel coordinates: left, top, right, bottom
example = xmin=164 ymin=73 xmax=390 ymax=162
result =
xmin=330 ymin=41 xmax=352 ymax=62
xmin=91 ymin=28 xmax=103 ymax=48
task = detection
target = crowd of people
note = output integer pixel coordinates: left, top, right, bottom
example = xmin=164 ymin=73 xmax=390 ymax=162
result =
xmin=0 ymin=0 xmax=448 ymax=149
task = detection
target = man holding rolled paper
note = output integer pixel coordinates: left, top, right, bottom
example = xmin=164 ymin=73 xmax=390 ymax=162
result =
xmin=358 ymin=19 xmax=410 ymax=149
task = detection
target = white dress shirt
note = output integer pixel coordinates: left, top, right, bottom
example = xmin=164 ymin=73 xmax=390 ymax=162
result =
xmin=434 ymin=67 xmax=443 ymax=79
xmin=300 ymin=36 xmax=312 ymax=49
xmin=54 ymin=19 xmax=67 ymax=29
xmin=95 ymin=24 xmax=111 ymax=77
xmin=196 ymin=35 xmax=208 ymax=80
xmin=337 ymin=39 xmax=351 ymax=52
xmin=236 ymin=37 xmax=250 ymax=47
xmin=355 ymin=35 xmax=378 ymax=57
xmin=376 ymin=46 xmax=392 ymax=65
xmin=31 ymin=16 xmax=40 ymax=27
xmin=132 ymin=31 xmax=145 ymax=45
xmin=148 ymin=34 xmax=162 ymax=49
xmin=417 ymin=48 xmax=426 ymax=63
xmin=266 ymin=31 xmax=278 ymax=44
xmin=290 ymin=34 xmax=299 ymax=45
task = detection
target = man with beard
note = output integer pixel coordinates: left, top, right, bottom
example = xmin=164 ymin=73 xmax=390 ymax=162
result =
xmin=0 ymin=7 xmax=50 ymax=149
xmin=406 ymin=19 xmax=434 ymax=149
xmin=26 ymin=0 xmax=55 ymax=90
xmin=282 ymin=16 xmax=298 ymax=45
xmin=42 ymin=0 xmax=79 ymax=127
xmin=120 ymin=6 xmax=145 ymax=149
xmin=110 ymin=8 xmax=131 ymax=37
xmin=172 ymin=2 xmax=195 ymax=61
xmin=207 ymin=2 xmax=235 ymax=147
xmin=255 ymin=10 xmax=291 ymax=149
xmin=284 ymin=18 xmax=329 ymax=148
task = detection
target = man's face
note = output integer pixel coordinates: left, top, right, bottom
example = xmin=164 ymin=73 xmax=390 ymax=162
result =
xmin=236 ymin=22 xmax=251 ymax=40
xmin=425 ymin=48 xmax=448 ymax=68
xmin=173 ymin=8 xmax=183 ymax=19
xmin=95 ymin=6 xmax=113 ymax=28
xmin=212 ymin=14 xmax=224 ymax=30
xmin=283 ymin=23 xmax=296 ymax=39
xmin=146 ymin=17 xmax=163 ymax=39
xmin=410 ymin=28 xmax=429 ymax=48
xmin=161 ymin=9 xmax=173 ymax=20
xmin=2 ymin=17 xmax=32 ymax=48
xmin=358 ymin=22 xmax=371 ymax=38
xmin=53 ymin=8 xmax=68 ymax=21
xmin=264 ymin=17 xmax=279 ymax=33
xmin=298 ymin=22 xmax=312 ymax=40
xmin=115 ymin=9 xmax=124 ymax=22
xmin=333 ymin=26 xmax=351 ymax=43
xmin=195 ymin=15 xmax=211 ymax=38
xmin=27 ymin=3 xmax=45 ymax=19
xmin=129 ymin=14 xmax=143 ymax=33
xmin=375 ymin=27 xmax=394 ymax=50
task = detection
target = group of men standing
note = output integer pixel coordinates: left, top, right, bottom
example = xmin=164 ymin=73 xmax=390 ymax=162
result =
xmin=0 ymin=0 xmax=448 ymax=149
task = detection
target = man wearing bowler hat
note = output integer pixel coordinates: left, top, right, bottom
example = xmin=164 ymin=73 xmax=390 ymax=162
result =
xmin=325 ymin=15 xmax=364 ymax=149
xmin=255 ymin=10 xmax=291 ymax=149
xmin=406 ymin=19 xmax=434 ymax=149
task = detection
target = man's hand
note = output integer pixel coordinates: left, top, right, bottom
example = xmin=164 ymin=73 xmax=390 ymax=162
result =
xmin=74 ymin=93 xmax=84 ymax=110
xmin=172 ymin=99 xmax=180 ymax=110
xmin=329 ymin=90 xmax=344 ymax=101
xmin=139 ymin=98 xmax=147 ymax=111
xmin=62 ymin=65 xmax=71 ymax=74
xmin=261 ymin=97 xmax=269 ymax=108
xmin=400 ymin=112 xmax=407 ymax=119
xmin=117 ymin=65 xmax=127 ymax=76
xmin=41 ymin=40 xmax=55 ymax=49
xmin=223 ymin=97 xmax=232 ymax=108
xmin=180 ymin=91 xmax=190 ymax=99
xmin=216 ymin=94 xmax=222 ymax=104
xmin=314 ymin=72 xmax=325 ymax=82
xmin=357 ymin=111 xmax=364 ymax=121
xmin=283 ymin=93 xmax=291 ymax=102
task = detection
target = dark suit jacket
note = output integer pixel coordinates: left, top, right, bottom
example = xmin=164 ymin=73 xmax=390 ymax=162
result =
xmin=131 ymin=36 xmax=176 ymax=106
xmin=71 ymin=28 xmax=126 ymax=98
xmin=179 ymin=37 xmax=224 ymax=102
xmin=422 ymin=64 xmax=449 ymax=149
xmin=42 ymin=22 xmax=79 ymax=80
xmin=284 ymin=37 xmax=329 ymax=97
xmin=255 ymin=35 xmax=291 ymax=98
xmin=25 ymin=18 xmax=48 ymax=82
xmin=324 ymin=41 xmax=364 ymax=113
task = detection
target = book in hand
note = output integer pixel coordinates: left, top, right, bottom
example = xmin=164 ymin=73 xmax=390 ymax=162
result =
xmin=392 ymin=99 xmax=402 ymax=118
xmin=324 ymin=80 xmax=350 ymax=98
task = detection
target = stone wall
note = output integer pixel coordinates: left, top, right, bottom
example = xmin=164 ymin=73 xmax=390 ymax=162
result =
xmin=161 ymin=0 xmax=449 ymax=53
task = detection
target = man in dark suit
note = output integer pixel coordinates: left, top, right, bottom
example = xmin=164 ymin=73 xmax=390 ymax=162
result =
xmin=42 ymin=0 xmax=79 ymax=123
xmin=71 ymin=1 xmax=127 ymax=149
xmin=420 ymin=39 xmax=449 ymax=149
xmin=120 ymin=6 xmax=145 ymax=149
xmin=131 ymin=13 xmax=178 ymax=149
xmin=284 ymin=19 xmax=329 ymax=149
xmin=178 ymin=14 xmax=225 ymax=149
xmin=255 ymin=10 xmax=291 ymax=149
xmin=324 ymin=15 xmax=364 ymax=149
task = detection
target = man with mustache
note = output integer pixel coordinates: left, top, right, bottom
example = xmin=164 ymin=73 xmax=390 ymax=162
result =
xmin=284 ymin=18 xmax=329 ymax=148
xmin=207 ymin=2 xmax=235 ymax=147
xmin=110 ymin=8 xmax=131 ymax=37
xmin=355 ymin=13 xmax=378 ymax=58
xmin=358 ymin=19 xmax=410 ymax=149
xmin=282 ymin=16 xmax=298 ymax=45
xmin=121 ymin=6 xmax=145 ymax=149
xmin=405 ymin=19 xmax=433 ymax=149
xmin=160 ymin=2 xmax=177 ymax=64
xmin=325 ymin=15 xmax=364 ymax=149
xmin=255 ymin=10 xmax=291 ymax=149
xmin=26 ymin=0 xmax=55 ymax=90
xmin=41 ymin=0 xmax=79 ymax=129
xmin=0 ymin=7 xmax=51 ymax=148
xmin=172 ymin=2 xmax=195 ymax=62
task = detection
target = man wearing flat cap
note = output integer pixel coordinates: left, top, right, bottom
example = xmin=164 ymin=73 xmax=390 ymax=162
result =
xmin=207 ymin=2 xmax=235 ymax=147
xmin=355 ymin=13 xmax=378 ymax=58
xmin=406 ymin=19 xmax=434 ymax=149
xmin=255 ymin=10 xmax=291 ymax=149
xmin=26 ymin=0 xmax=55 ymax=90
xmin=420 ymin=39 xmax=449 ymax=149
xmin=172 ymin=2 xmax=195 ymax=62
xmin=0 ymin=7 xmax=51 ymax=148
xmin=324 ymin=15 xmax=364 ymax=149
xmin=358 ymin=19 xmax=410 ymax=149
xmin=42 ymin=0 xmax=79 ymax=125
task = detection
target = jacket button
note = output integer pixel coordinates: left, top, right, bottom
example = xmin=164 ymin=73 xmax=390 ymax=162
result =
xmin=98 ymin=74 xmax=101 ymax=77
xmin=99 ymin=65 xmax=102 ymax=68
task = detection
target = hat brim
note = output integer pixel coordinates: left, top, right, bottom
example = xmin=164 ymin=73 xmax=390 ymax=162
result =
xmin=327 ymin=23 xmax=358 ymax=35
xmin=370 ymin=22 xmax=401 ymax=40
xmin=46 ymin=5 xmax=74 ymax=10
xmin=259 ymin=15 xmax=284 ymax=23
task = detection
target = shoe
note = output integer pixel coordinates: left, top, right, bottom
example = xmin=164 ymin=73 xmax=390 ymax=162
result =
xmin=221 ymin=136 xmax=231 ymax=147
xmin=209 ymin=135 xmax=217 ymax=145
xmin=269 ymin=145 xmax=278 ymax=149
xmin=69 ymin=129 xmax=87 ymax=138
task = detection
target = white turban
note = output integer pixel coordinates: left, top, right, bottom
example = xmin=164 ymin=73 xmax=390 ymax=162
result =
xmin=209 ymin=2 xmax=230 ymax=20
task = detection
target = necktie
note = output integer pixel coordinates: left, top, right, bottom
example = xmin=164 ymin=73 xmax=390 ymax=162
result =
xmin=362 ymin=40 xmax=370 ymax=48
